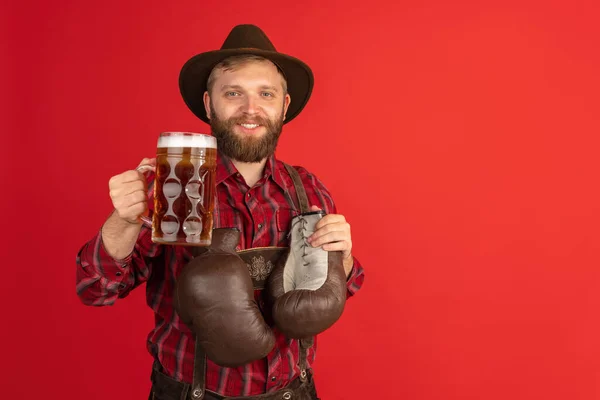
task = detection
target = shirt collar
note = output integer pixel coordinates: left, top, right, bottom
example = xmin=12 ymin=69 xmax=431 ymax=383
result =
xmin=216 ymin=152 xmax=287 ymax=190
xmin=215 ymin=152 xmax=238 ymax=184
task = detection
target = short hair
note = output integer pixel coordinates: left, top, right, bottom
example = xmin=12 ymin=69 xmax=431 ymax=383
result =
xmin=206 ymin=54 xmax=288 ymax=94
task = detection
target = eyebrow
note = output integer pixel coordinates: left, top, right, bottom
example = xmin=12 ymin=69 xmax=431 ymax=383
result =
xmin=220 ymin=84 xmax=280 ymax=92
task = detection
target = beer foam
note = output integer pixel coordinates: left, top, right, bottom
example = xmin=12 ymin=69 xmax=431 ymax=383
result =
xmin=157 ymin=133 xmax=217 ymax=148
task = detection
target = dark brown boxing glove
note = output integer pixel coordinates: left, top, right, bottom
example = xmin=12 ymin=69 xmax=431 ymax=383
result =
xmin=173 ymin=228 xmax=275 ymax=367
xmin=267 ymin=211 xmax=347 ymax=339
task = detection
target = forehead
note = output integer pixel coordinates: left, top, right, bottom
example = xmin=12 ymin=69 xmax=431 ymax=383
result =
xmin=211 ymin=60 xmax=286 ymax=89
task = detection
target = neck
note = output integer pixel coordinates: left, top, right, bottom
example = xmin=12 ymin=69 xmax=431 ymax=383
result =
xmin=232 ymin=158 xmax=268 ymax=188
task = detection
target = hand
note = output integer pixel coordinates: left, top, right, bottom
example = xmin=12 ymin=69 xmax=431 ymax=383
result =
xmin=108 ymin=158 xmax=156 ymax=224
xmin=306 ymin=205 xmax=354 ymax=277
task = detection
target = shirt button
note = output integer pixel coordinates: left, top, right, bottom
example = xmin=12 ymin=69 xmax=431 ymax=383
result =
xmin=121 ymin=263 xmax=128 ymax=268
xmin=116 ymin=271 xmax=122 ymax=276
xmin=247 ymin=192 xmax=251 ymax=198
xmin=257 ymin=223 xmax=263 ymax=229
xmin=271 ymin=376 xmax=277 ymax=382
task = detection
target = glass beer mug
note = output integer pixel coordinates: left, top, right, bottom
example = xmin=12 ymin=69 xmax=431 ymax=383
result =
xmin=138 ymin=132 xmax=217 ymax=246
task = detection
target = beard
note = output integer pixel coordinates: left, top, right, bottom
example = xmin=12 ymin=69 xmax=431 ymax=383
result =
xmin=209 ymin=102 xmax=285 ymax=163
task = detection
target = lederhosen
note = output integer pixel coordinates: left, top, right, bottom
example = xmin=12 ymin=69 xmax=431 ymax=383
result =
xmin=150 ymin=164 xmax=319 ymax=400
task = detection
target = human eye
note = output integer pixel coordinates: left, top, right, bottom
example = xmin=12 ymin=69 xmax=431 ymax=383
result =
xmin=225 ymin=91 xmax=241 ymax=97
xmin=261 ymin=92 xmax=275 ymax=98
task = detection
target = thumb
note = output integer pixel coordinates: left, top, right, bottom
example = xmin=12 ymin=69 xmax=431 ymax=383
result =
xmin=310 ymin=205 xmax=321 ymax=212
xmin=136 ymin=157 xmax=156 ymax=173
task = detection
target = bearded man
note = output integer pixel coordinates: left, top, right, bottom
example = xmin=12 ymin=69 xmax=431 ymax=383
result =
xmin=76 ymin=24 xmax=365 ymax=400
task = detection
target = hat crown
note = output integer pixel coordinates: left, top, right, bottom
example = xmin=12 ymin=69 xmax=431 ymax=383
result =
xmin=221 ymin=24 xmax=277 ymax=52
xmin=179 ymin=24 xmax=313 ymax=125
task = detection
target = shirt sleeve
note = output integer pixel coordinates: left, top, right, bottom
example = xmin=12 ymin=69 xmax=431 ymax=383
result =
xmin=344 ymin=256 xmax=365 ymax=298
xmin=75 ymin=223 xmax=161 ymax=306
xmin=76 ymin=170 xmax=163 ymax=306
xmin=296 ymin=166 xmax=365 ymax=298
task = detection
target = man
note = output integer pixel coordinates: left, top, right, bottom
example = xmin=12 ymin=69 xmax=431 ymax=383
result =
xmin=76 ymin=24 xmax=364 ymax=399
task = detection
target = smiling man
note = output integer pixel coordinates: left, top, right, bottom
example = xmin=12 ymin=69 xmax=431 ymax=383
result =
xmin=76 ymin=24 xmax=365 ymax=400
xmin=206 ymin=55 xmax=291 ymax=176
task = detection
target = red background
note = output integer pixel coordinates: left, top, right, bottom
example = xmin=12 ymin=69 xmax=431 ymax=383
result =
xmin=3 ymin=0 xmax=600 ymax=399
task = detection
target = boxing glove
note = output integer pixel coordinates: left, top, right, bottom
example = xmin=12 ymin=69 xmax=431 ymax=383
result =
xmin=173 ymin=228 xmax=275 ymax=367
xmin=267 ymin=210 xmax=347 ymax=339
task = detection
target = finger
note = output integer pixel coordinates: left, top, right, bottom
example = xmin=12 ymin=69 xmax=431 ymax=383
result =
xmin=111 ymin=180 xmax=147 ymax=198
xmin=125 ymin=190 xmax=149 ymax=206
xmin=309 ymin=231 xmax=351 ymax=248
xmin=136 ymin=158 xmax=157 ymax=176
xmin=137 ymin=157 xmax=156 ymax=168
xmin=111 ymin=170 xmax=146 ymax=186
xmin=314 ymin=214 xmax=346 ymax=230
xmin=321 ymin=241 xmax=351 ymax=253
xmin=308 ymin=223 xmax=337 ymax=241
xmin=120 ymin=201 xmax=149 ymax=221
xmin=310 ymin=205 xmax=321 ymax=212
xmin=310 ymin=221 xmax=350 ymax=241
xmin=125 ymin=180 xmax=147 ymax=196
xmin=110 ymin=182 xmax=147 ymax=202
xmin=113 ymin=190 xmax=148 ymax=209
xmin=136 ymin=164 xmax=155 ymax=174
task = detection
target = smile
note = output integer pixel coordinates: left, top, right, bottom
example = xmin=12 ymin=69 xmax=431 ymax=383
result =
xmin=239 ymin=123 xmax=260 ymax=129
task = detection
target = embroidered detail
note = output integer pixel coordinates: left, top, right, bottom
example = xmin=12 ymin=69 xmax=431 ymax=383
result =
xmin=247 ymin=255 xmax=274 ymax=282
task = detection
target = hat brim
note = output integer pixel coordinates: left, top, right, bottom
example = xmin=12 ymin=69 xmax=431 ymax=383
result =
xmin=179 ymin=49 xmax=314 ymax=125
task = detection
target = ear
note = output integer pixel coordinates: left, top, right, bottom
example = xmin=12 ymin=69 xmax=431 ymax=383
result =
xmin=203 ymin=91 xmax=211 ymax=120
xmin=283 ymin=93 xmax=291 ymax=120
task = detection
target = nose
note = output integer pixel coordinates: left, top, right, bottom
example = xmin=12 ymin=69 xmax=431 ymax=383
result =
xmin=241 ymin=95 xmax=260 ymax=115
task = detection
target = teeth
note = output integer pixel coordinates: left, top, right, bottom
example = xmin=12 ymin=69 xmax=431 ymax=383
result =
xmin=241 ymin=124 xmax=259 ymax=129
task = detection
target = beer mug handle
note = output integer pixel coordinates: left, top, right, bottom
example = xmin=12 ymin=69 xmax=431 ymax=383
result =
xmin=136 ymin=164 xmax=155 ymax=227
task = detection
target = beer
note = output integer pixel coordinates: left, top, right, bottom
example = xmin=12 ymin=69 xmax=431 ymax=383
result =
xmin=151 ymin=132 xmax=217 ymax=246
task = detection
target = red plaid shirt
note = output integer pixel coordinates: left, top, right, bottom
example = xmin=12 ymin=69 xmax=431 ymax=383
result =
xmin=76 ymin=153 xmax=365 ymax=396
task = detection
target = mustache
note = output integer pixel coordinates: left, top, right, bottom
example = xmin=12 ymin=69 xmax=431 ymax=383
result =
xmin=229 ymin=115 xmax=270 ymax=126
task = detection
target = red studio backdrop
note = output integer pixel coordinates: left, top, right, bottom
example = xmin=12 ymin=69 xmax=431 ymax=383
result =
xmin=3 ymin=1 xmax=600 ymax=399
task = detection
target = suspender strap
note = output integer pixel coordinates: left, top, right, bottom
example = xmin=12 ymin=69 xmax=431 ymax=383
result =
xmin=283 ymin=163 xmax=315 ymax=381
xmin=191 ymin=336 xmax=207 ymax=399
xmin=298 ymin=337 xmax=314 ymax=382
xmin=283 ymin=163 xmax=310 ymax=214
